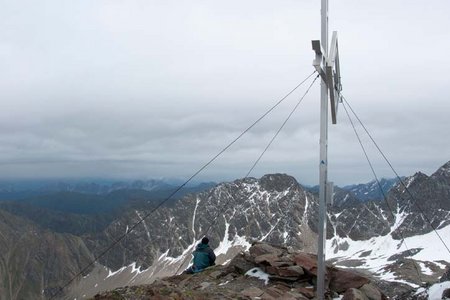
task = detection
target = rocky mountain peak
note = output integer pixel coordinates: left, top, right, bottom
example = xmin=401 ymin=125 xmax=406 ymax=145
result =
xmin=258 ymin=173 xmax=299 ymax=192
xmin=431 ymin=161 xmax=450 ymax=181
xmin=406 ymin=171 xmax=429 ymax=186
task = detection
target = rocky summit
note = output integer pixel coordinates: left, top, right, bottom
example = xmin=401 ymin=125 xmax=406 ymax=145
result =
xmin=92 ymin=242 xmax=387 ymax=300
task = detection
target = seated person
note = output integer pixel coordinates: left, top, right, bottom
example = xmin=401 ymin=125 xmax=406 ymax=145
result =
xmin=185 ymin=237 xmax=216 ymax=273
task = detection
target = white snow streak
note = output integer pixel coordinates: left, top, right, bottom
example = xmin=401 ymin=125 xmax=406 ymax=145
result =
xmin=260 ymin=218 xmax=281 ymax=242
xmin=303 ymin=191 xmax=309 ymax=220
xmin=158 ymin=249 xmax=170 ymax=260
xmin=135 ymin=210 xmax=151 ymax=241
xmin=106 ymin=266 xmax=126 ymax=279
xmin=192 ymin=197 xmax=201 ymax=239
xmin=215 ymin=221 xmax=232 ymax=256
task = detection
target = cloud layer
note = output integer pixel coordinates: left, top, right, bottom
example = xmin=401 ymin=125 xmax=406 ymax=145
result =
xmin=1 ymin=0 xmax=449 ymax=185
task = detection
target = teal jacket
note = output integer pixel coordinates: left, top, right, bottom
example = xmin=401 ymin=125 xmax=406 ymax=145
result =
xmin=192 ymin=243 xmax=216 ymax=272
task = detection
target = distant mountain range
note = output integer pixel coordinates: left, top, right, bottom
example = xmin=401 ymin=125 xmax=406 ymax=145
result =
xmin=0 ymin=179 xmax=215 ymax=200
xmin=0 ymin=162 xmax=449 ymax=299
xmin=343 ymin=177 xmax=402 ymax=201
xmin=305 ymin=177 xmax=402 ymax=208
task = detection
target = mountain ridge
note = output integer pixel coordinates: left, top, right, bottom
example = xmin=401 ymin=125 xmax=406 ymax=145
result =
xmin=0 ymin=161 xmax=449 ymax=299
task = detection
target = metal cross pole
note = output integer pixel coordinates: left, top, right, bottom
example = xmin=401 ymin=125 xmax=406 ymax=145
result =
xmin=317 ymin=0 xmax=329 ymax=297
xmin=311 ymin=0 xmax=343 ymax=298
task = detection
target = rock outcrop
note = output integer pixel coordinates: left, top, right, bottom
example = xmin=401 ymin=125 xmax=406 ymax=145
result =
xmin=92 ymin=242 xmax=386 ymax=300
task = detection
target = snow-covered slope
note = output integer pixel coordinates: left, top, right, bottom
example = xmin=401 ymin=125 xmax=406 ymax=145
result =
xmin=326 ymin=161 xmax=450 ymax=298
xmin=328 ymin=211 xmax=450 ymax=285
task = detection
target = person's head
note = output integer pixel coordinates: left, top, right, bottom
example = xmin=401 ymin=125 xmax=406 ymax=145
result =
xmin=201 ymin=237 xmax=209 ymax=245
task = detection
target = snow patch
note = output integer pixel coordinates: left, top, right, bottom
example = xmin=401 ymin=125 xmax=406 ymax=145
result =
xmin=214 ymin=220 xmax=251 ymax=257
xmin=418 ymin=262 xmax=433 ymax=276
xmin=428 ymin=281 xmax=450 ymax=299
xmin=414 ymin=287 xmax=426 ymax=295
xmin=390 ymin=209 xmax=408 ymax=232
xmin=130 ymin=262 xmax=142 ymax=275
xmin=245 ymin=267 xmax=269 ymax=285
xmin=434 ymin=261 xmax=447 ymax=270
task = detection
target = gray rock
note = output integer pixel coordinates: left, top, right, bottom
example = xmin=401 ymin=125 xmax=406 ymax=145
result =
xmin=359 ymin=283 xmax=382 ymax=300
xmin=250 ymin=243 xmax=284 ymax=257
xmin=225 ymin=252 xmax=257 ymax=274
xmin=343 ymin=288 xmax=369 ymax=300
xmin=329 ymin=268 xmax=369 ymax=293
xmin=255 ymin=253 xmax=281 ymax=265
xmin=442 ymin=288 xmax=450 ymax=299
xmin=440 ymin=266 xmax=450 ymax=283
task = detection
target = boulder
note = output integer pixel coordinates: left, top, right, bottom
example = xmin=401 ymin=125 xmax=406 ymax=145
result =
xmin=359 ymin=283 xmax=382 ymax=300
xmin=225 ymin=252 xmax=256 ymax=274
xmin=250 ymin=243 xmax=284 ymax=257
xmin=293 ymin=253 xmax=318 ymax=276
xmin=266 ymin=265 xmax=304 ymax=277
xmin=285 ymin=265 xmax=305 ymax=276
xmin=442 ymin=288 xmax=450 ymax=299
xmin=329 ymin=268 xmax=369 ymax=293
xmin=343 ymin=288 xmax=369 ymax=300
xmin=270 ymin=260 xmax=294 ymax=267
xmin=255 ymin=254 xmax=281 ymax=265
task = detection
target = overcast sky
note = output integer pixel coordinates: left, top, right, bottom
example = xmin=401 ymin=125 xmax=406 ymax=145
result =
xmin=1 ymin=0 xmax=449 ymax=186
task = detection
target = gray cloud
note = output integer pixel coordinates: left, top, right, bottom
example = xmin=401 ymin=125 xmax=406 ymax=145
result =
xmin=1 ymin=0 xmax=449 ymax=185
